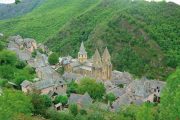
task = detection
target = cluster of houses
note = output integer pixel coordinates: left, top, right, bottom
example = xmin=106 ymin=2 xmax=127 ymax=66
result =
xmin=7 ymin=35 xmax=166 ymax=111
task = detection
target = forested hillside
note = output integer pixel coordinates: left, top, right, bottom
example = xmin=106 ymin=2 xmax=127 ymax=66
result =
xmin=0 ymin=0 xmax=179 ymax=80
xmin=0 ymin=0 xmax=101 ymax=41
xmin=46 ymin=0 xmax=180 ymax=80
xmin=0 ymin=0 xmax=44 ymax=20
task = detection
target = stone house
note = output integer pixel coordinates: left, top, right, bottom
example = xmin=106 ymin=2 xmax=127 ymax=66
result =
xmin=68 ymin=93 xmax=93 ymax=108
xmin=21 ymin=79 xmax=67 ymax=95
xmin=23 ymin=38 xmax=37 ymax=53
xmin=21 ymin=80 xmax=33 ymax=93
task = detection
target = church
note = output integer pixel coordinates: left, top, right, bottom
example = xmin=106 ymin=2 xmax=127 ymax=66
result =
xmin=64 ymin=42 xmax=112 ymax=80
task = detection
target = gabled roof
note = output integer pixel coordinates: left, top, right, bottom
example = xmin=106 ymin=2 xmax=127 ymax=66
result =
xmin=79 ymin=41 xmax=87 ymax=55
xmin=68 ymin=93 xmax=93 ymax=108
xmin=34 ymin=78 xmax=65 ymax=90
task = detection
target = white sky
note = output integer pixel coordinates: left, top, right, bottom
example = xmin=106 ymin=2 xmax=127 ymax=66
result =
xmin=0 ymin=0 xmax=15 ymax=4
xmin=0 ymin=0 xmax=179 ymax=4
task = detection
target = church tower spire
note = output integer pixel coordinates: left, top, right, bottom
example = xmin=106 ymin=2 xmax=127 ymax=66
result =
xmin=102 ymin=47 xmax=111 ymax=63
xmin=102 ymin=47 xmax=112 ymax=80
xmin=92 ymin=49 xmax=102 ymax=80
xmin=92 ymin=49 xmax=102 ymax=68
xmin=78 ymin=41 xmax=87 ymax=63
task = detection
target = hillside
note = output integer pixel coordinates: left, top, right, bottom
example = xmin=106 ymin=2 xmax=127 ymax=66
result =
xmin=46 ymin=0 xmax=180 ymax=80
xmin=0 ymin=0 xmax=44 ymax=20
xmin=0 ymin=0 xmax=101 ymax=41
xmin=0 ymin=0 xmax=179 ymax=80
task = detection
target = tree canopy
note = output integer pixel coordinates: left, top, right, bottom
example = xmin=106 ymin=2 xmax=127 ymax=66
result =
xmin=48 ymin=53 xmax=59 ymax=65
xmin=77 ymin=78 xmax=106 ymax=100
xmin=0 ymin=89 xmax=33 ymax=120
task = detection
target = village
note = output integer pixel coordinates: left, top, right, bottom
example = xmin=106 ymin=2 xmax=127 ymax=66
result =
xmin=7 ymin=35 xmax=165 ymax=112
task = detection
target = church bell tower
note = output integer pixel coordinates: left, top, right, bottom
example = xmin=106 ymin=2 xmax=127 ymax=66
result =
xmin=78 ymin=41 xmax=87 ymax=63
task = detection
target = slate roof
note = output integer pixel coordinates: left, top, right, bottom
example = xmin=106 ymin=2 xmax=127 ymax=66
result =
xmin=112 ymin=93 xmax=131 ymax=111
xmin=70 ymin=60 xmax=93 ymax=72
xmin=111 ymin=70 xmax=133 ymax=85
xmin=63 ymin=72 xmax=83 ymax=83
xmin=36 ymin=66 xmax=61 ymax=80
xmin=34 ymin=78 xmax=65 ymax=90
xmin=17 ymin=49 xmax=31 ymax=61
xmin=108 ymin=87 xmax=126 ymax=98
xmin=68 ymin=93 xmax=93 ymax=108
xmin=126 ymin=80 xmax=165 ymax=98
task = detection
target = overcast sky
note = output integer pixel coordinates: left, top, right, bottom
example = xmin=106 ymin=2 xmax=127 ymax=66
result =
xmin=0 ymin=0 xmax=180 ymax=4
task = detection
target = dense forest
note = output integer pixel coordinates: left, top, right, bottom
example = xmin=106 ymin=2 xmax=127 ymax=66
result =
xmin=0 ymin=0 xmax=179 ymax=80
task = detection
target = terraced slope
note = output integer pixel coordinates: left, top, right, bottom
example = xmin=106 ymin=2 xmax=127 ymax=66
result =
xmin=45 ymin=0 xmax=180 ymax=80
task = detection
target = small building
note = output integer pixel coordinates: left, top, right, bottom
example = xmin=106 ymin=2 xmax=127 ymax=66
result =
xmin=23 ymin=38 xmax=37 ymax=53
xmin=62 ymin=72 xmax=83 ymax=83
xmin=54 ymin=103 xmax=63 ymax=111
xmin=8 ymin=35 xmax=37 ymax=61
xmin=21 ymin=80 xmax=33 ymax=93
xmin=21 ymin=79 xmax=67 ymax=95
xmin=68 ymin=93 xmax=93 ymax=109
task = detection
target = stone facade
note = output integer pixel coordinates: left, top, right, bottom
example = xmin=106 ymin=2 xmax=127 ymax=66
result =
xmin=64 ymin=42 xmax=112 ymax=80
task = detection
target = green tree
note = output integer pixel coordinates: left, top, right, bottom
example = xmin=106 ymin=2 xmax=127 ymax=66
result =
xmin=136 ymin=103 xmax=156 ymax=120
xmin=88 ymin=112 xmax=104 ymax=120
xmin=105 ymin=93 xmax=116 ymax=105
xmin=69 ymin=104 xmax=78 ymax=116
xmin=67 ymin=81 xmax=78 ymax=96
xmin=78 ymin=78 xmax=105 ymax=100
xmin=0 ymin=50 xmax=17 ymax=66
xmin=42 ymin=95 xmax=52 ymax=107
xmin=159 ymin=68 xmax=180 ymax=120
xmin=0 ymin=89 xmax=33 ymax=120
xmin=15 ymin=60 xmax=27 ymax=69
xmin=31 ymin=50 xmax=37 ymax=58
xmin=15 ymin=0 xmax=21 ymax=4
xmin=30 ymin=93 xmax=46 ymax=115
xmin=46 ymin=109 xmax=74 ymax=120
xmin=54 ymin=95 xmax=68 ymax=105
xmin=48 ymin=53 xmax=59 ymax=65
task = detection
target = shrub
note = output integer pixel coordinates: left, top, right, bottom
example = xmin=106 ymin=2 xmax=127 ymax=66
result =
xmin=48 ymin=53 xmax=59 ymax=65
xmin=54 ymin=95 xmax=68 ymax=105
xmin=16 ymin=60 xmax=27 ymax=69
xmin=69 ymin=104 xmax=78 ymax=116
